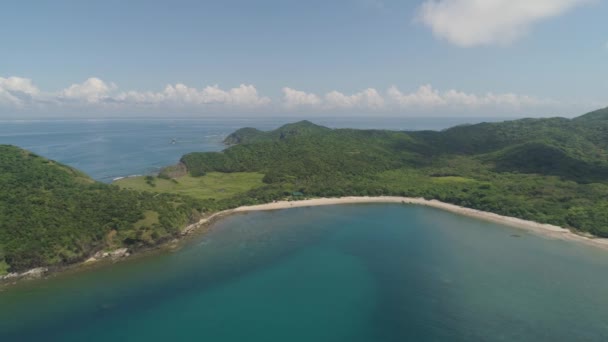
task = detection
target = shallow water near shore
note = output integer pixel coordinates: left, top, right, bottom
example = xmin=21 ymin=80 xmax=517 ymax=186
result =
xmin=2 ymin=204 xmax=608 ymax=341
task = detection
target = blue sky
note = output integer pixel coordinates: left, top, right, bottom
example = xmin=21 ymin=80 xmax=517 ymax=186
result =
xmin=1 ymin=0 xmax=607 ymax=118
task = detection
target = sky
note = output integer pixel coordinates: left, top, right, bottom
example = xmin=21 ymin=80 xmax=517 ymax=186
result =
xmin=1 ymin=0 xmax=607 ymax=118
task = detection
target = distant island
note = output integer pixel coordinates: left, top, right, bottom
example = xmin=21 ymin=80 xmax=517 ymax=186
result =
xmin=2 ymin=107 xmax=608 ymax=279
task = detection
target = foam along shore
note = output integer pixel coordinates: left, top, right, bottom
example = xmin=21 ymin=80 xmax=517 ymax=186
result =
xmin=184 ymin=196 xmax=608 ymax=250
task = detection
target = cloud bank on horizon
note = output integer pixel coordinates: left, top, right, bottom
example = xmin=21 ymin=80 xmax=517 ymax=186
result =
xmin=1 ymin=0 xmax=604 ymax=118
xmin=0 ymin=76 xmax=573 ymax=117
xmin=417 ymin=0 xmax=592 ymax=47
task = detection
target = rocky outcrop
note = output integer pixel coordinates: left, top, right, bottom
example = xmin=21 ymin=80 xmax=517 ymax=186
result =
xmin=1 ymin=267 xmax=48 ymax=282
xmin=86 ymin=248 xmax=130 ymax=263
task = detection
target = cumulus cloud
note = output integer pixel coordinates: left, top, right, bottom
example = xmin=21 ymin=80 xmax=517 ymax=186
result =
xmin=325 ymin=88 xmax=385 ymax=109
xmin=282 ymin=87 xmax=321 ymax=108
xmin=280 ymin=85 xmax=554 ymax=112
xmin=281 ymin=88 xmax=385 ymax=110
xmin=116 ymin=83 xmax=270 ymax=107
xmin=0 ymin=75 xmax=564 ymax=116
xmin=417 ymin=0 xmax=591 ymax=47
xmin=60 ymin=77 xmax=116 ymax=103
xmin=0 ymin=77 xmax=40 ymax=106
xmin=0 ymin=76 xmax=270 ymax=111
xmin=0 ymin=77 xmax=39 ymax=95
xmin=388 ymin=84 xmax=554 ymax=108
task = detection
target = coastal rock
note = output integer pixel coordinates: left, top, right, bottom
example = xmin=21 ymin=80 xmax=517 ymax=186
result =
xmin=22 ymin=267 xmax=48 ymax=279
xmin=92 ymin=248 xmax=130 ymax=260
xmin=0 ymin=267 xmax=48 ymax=282
xmin=0 ymin=272 xmax=19 ymax=281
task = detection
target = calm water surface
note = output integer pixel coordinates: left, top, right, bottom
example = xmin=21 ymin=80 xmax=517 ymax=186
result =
xmin=2 ymin=204 xmax=608 ymax=341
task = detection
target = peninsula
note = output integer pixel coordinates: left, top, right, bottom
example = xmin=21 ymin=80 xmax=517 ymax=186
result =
xmin=2 ymin=107 xmax=608 ymax=279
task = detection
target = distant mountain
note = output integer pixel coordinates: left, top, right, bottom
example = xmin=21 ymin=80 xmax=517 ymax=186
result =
xmin=224 ymin=120 xmax=332 ymax=144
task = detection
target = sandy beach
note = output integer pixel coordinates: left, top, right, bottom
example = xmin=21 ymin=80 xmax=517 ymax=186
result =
xmin=184 ymin=196 xmax=608 ymax=251
xmin=5 ymin=196 xmax=607 ymax=284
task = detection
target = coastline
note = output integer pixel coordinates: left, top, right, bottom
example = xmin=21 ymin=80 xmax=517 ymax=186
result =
xmin=4 ymin=196 xmax=608 ymax=285
xmin=190 ymin=196 xmax=608 ymax=250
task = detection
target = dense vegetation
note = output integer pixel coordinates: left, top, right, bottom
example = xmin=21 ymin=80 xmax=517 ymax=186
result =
xmin=0 ymin=146 xmax=205 ymax=274
xmin=181 ymin=109 xmax=608 ymax=237
xmin=2 ymin=107 xmax=608 ymax=275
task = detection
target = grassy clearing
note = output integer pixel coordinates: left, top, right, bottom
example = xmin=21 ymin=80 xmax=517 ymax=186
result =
xmin=115 ymin=172 xmax=265 ymax=200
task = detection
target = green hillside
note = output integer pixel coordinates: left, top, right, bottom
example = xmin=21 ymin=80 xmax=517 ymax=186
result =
xmin=181 ymin=109 xmax=608 ymax=236
xmin=224 ymin=120 xmax=331 ymax=145
xmin=0 ymin=145 xmax=203 ymax=274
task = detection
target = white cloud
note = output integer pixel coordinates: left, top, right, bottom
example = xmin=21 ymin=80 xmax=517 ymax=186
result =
xmin=282 ymin=87 xmax=321 ymax=108
xmin=388 ymin=84 xmax=445 ymax=107
xmin=0 ymin=77 xmax=39 ymax=95
xmin=0 ymin=77 xmax=271 ymax=114
xmin=388 ymin=84 xmax=554 ymax=108
xmin=325 ymin=88 xmax=385 ymax=110
xmin=0 ymin=77 xmax=40 ymax=106
xmin=280 ymin=85 xmax=554 ymax=112
xmin=116 ymin=83 xmax=270 ymax=107
xmin=60 ymin=77 xmax=116 ymax=103
xmin=0 ymin=75 xmax=567 ymax=116
xmin=417 ymin=0 xmax=591 ymax=47
xmin=281 ymin=88 xmax=386 ymax=110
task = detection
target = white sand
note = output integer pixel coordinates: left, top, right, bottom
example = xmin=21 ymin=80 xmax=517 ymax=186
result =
xmin=7 ymin=196 xmax=606 ymax=284
xmin=184 ymin=196 xmax=608 ymax=250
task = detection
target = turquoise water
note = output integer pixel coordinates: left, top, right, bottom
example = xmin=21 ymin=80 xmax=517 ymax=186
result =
xmin=2 ymin=204 xmax=608 ymax=341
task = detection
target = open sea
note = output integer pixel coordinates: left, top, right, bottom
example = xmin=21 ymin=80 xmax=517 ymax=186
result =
xmin=2 ymin=117 xmax=608 ymax=341
xmin=0 ymin=116 xmax=507 ymax=182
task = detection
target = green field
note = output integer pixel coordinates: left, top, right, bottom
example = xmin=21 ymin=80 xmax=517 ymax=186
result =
xmin=115 ymin=172 xmax=265 ymax=200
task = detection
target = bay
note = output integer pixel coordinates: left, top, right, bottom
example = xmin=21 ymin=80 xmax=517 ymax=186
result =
xmin=2 ymin=204 xmax=608 ymax=341
xmin=4 ymin=116 xmax=605 ymax=341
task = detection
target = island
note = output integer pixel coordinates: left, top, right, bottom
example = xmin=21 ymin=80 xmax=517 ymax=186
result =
xmin=2 ymin=107 xmax=608 ymax=279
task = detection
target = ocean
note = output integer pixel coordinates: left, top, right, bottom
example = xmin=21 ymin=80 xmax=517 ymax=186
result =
xmin=0 ymin=116 xmax=507 ymax=182
xmin=2 ymin=204 xmax=608 ymax=341
xmin=2 ymin=116 xmax=608 ymax=341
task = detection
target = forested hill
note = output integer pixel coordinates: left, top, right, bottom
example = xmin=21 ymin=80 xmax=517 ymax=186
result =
xmin=182 ymin=108 xmax=608 ymax=236
xmin=0 ymin=145 xmax=203 ymax=274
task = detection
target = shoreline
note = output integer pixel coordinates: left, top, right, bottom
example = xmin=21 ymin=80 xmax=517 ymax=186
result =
xmin=212 ymin=196 xmax=608 ymax=250
xmin=4 ymin=196 xmax=608 ymax=285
